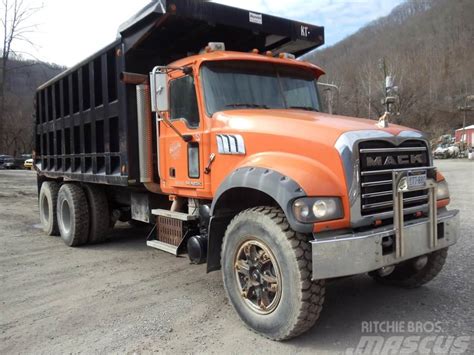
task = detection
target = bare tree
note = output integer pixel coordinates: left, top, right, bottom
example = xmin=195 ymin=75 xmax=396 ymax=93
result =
xmin=1 ymin=0 xmax=42 ymax=152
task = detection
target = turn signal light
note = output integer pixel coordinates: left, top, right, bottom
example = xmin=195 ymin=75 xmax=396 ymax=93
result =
xmin=208 ymin=42 xmax=225 ymax=51
xmin=279 ymin=52 xmax=296 ymax=59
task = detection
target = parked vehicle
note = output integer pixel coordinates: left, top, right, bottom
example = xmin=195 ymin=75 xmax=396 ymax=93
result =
xmin=33 ymin=0 xmax=460 ymax=340
xmin=24 ymin=159 xmax=34 ymax=170
xmin=433 ymin=144 xmax=460 ymax=159
xmin=14 ymin=154 xmax=32 ymax=169
xmin=0 ymin=155 xmax=16 ymax=169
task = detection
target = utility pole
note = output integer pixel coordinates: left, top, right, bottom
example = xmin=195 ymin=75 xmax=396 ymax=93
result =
xmin=368 ymin=73 xmax=372 ymax=119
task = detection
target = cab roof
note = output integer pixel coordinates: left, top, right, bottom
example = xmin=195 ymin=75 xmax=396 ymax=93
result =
xmin=170 ymin=51 xmax=325 ymax=78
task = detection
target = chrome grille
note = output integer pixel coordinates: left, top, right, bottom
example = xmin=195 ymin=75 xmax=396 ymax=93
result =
xmin=359 ymin=140 xmax=430 ymax=216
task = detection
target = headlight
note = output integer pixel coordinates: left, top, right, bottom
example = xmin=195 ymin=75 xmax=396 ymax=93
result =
xmin=437 ymin=180 xmax=450 ymax=200
xmin=293 ymin=197 xmax=343 ymax=223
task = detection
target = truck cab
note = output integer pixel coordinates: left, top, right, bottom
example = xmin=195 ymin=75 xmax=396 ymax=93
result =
xmin=34 ymin=0 xmax=460 ymax=341
xmin=146 ymin=42 xmax=456 ymax=271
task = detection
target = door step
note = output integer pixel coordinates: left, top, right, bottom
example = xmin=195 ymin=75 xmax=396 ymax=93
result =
xmin=147 ymin=239 xmax=180 ymax=255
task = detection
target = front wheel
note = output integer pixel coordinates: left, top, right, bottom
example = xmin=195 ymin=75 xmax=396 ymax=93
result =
xmin=221 ymin=207 xmax=325 ymax=341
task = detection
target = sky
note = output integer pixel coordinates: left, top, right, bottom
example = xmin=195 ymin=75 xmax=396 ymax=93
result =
xmin=5 ymin=0 xmax=405 ymax=67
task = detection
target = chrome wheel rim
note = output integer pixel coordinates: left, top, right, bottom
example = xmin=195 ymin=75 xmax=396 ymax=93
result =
xmin=40 ymin=194 xmax=49 ymax=225
xmin=234 ymin=239 xmax=282 ymax=315
xmin=59 ymin=199 xmax=72 ymax=235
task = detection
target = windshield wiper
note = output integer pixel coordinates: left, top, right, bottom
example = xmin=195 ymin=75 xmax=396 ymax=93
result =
xmin=225 ymin=103 xmax=270 ymax=109
xmin=288 ymin=106 xmax=319 ymax=112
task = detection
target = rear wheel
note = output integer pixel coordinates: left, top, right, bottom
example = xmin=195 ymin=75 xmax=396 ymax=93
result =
xmin=83 ymin=184 xmax=110 ymax=244
xmin=221 ymin=207 xmax=325 ymax=340
xmin=370 ymin=248 xmax=448 ymax=288
xmin=57 ymin=184 xmax=90 ymax=247
xmin=39 ymin=181 xmax=60 ymax=236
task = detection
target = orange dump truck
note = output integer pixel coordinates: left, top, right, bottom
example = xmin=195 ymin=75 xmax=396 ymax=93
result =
xmin=34 ymin=0 xmax=459 ymax=340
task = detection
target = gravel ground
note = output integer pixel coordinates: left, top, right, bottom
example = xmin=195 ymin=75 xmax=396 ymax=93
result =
xmin=0 ymin=160 xmax=473 ymax=354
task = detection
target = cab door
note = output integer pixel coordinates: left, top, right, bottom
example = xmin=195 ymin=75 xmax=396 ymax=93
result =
xmin=160 ymin=73 xmax=204 ymax=192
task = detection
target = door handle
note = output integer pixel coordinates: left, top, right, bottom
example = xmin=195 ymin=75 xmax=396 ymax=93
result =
xmin=204 ymin=153 xmax=216 ymax=175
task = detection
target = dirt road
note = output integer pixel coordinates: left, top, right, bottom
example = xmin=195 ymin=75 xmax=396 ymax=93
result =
xmin=1 ymin=160 xmax=473 ymax=354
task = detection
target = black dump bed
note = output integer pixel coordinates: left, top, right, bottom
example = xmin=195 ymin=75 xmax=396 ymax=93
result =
xmin=35 ymin=0 xmax=324 ymax=186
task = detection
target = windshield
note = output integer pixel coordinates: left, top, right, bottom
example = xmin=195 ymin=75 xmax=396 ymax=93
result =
xmin=201 ymin=61 xmax=321 ymax=115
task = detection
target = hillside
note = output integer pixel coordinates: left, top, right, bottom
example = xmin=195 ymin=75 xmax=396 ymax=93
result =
xmin=308 ymin=0 xmax=474 ymax=137
xmin=0 ymin=59 xmax=64 ymax=155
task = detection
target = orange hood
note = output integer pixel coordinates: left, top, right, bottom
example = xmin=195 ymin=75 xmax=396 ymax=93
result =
xmin=212 ymin=109 xmax=416 ymax=147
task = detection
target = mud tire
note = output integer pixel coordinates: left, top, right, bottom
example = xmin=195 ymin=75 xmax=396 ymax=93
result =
xmin=221 ymin=206 xmax=325 ymax=340
xmin=57 ymin=184 xmax=90 ymax=247
xmin=39 ymin=181 xmax=60 ymax=236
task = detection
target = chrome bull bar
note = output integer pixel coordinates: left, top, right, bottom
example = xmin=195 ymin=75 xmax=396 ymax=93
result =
xmin=310 ymin=167 xmax=460 ymax=280
xmin=392 ymin=167 xmax=437 ymax=259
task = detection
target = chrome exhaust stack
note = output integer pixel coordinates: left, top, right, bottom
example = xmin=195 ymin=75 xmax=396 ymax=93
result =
xmin=136 ymin=83 xmax=161 ymax=193
xmin=136 ymin=84 xmax=153 ymax=183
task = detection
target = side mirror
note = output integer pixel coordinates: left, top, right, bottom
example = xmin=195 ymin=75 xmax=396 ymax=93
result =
xmin=382 ymin=96 xmax=399 ymax=115
xmin=150 ymin=68 xmax=169 ymax=112
xmin=318 ymin=82 xmax=339 ymax=115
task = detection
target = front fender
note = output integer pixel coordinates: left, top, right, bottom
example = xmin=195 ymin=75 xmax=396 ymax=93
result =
xmin=211 ymin=166 xmax=308 ymax=232
xmin=238 ymin=152 xmax=347 ymax=198
xmin=211 ymin=152 xmax=349 ymax=233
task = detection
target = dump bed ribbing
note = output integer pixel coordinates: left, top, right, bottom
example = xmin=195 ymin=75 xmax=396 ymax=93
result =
xmin=35 ymin=0 xmax=324 ymax=186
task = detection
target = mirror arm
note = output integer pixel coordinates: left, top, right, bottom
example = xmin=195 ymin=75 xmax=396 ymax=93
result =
xmin=152 ymin=65 xmax=193 ymax=75
xmin=158 ymin=113 xmax=192 ymax=143
xmin=317 ymin=82 xmax=339 ymax=93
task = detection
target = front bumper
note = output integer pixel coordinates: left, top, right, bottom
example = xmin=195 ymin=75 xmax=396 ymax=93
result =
xmin=311 ymin=209 xmax=460 ymax=280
